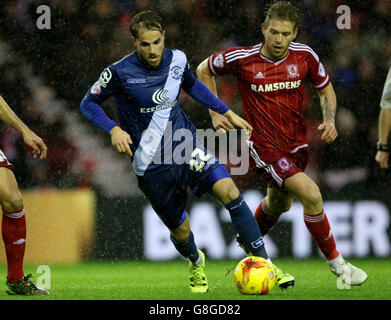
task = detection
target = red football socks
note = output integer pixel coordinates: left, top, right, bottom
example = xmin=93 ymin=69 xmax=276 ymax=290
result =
xmin=2 ymin=206 xmax=26 ymax=283
xmin=254 ymin=199 xmax=280 ymax=236
xmin=304 ymin=210 xmax=339 ymax=260
xmin=255 ymin=200 xmax=340 ymax=261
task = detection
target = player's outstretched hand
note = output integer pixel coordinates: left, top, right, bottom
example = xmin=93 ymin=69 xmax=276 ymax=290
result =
xmin=110 ymin=126 xmax=133 ymax=156
xmin=210 ymin=110 xmax=235 ymax=133
xmin=318 ymin=120 xmax=337 ymax=144
xmin=223 ymin=109 xmax=253 ymax=139
xmin=21 ymin=128 xmax=47 ymax=159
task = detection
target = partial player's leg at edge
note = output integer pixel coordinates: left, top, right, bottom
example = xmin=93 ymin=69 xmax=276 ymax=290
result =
xmin=0 ymin=166 xmax=49 ymax=296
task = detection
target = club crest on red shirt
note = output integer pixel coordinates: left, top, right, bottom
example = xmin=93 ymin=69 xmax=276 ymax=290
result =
xmin=287 ymin=64 xmax=299 ymax=78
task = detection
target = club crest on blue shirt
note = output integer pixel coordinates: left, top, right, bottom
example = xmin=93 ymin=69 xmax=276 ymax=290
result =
xmin=170 ymin=65 xmax=183 ymax=80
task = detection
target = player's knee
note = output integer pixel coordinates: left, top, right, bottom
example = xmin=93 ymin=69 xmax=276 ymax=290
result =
xmin=302 ymin=185 xmax=322 ymax=209
xmin=212 ymin=178 xmax=240 ymax=205
xmin=226 ymin=186 xmax=240 ymax=204
xmin=267 ymin=198 xmax=291 ymax=214
xmin=0 ymin=190 xmax=23 ymax=212
xmin=219 ymin=179 xmax=240 ymax=204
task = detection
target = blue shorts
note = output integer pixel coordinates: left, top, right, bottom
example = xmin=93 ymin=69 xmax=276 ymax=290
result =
xmin=137 ymin=161 xmax=230 ymax=229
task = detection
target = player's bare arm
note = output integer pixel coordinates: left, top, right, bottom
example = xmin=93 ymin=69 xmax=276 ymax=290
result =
xmin=375 ymin=108 xmax=391 ymax=169
xmin=196 ymin=58 xmax=235 ymax=132
xmin=110 ymin=125 xmax=133 ymax=156
xmin=195 ymin=59 xmax=252 ymax=137
xmin=317 ymin=83 xmax=338 ymax=144
xmin=0 ymin=95 xmax=47 ymax=159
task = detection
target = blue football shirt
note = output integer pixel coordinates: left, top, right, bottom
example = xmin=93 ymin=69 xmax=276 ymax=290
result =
xmin=84 ymin=49 xmax=213 ymax=176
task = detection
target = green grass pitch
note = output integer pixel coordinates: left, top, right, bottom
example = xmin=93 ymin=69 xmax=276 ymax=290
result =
xmin=0 ymin=258 xmax=390 ymax=300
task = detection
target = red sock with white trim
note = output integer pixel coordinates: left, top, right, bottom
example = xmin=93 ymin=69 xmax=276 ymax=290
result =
xmin=2 ymin=206 xmax=26 ymax=283
xmin=254 ymin=199 xmax=280 ymax=236
xmin=303 ymin=210 xmax=339 ymax=260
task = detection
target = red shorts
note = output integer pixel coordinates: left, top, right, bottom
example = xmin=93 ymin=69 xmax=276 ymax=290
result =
xmin=0 ymin=149 xmax=15 ymax=171
xmin=248 ymin=141 xmax=308 ymax=191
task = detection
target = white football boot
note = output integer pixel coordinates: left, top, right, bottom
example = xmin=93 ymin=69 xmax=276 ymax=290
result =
xmin=327 ymin=255 xmax=368 ymax=288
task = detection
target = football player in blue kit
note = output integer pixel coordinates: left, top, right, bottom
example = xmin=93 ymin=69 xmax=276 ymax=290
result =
xmin=80 ymin=10 xmax=294 ymax=292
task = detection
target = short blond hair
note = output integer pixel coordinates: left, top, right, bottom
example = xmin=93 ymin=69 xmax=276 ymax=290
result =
xmin=264 ymin=1 xmax=301 ymax=30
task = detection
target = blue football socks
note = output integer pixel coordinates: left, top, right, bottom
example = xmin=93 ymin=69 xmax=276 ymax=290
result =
xmin=225 ymin=194 xmax=269 ymax=259
xmin=170 ymin=231 xmax=200 ymax=264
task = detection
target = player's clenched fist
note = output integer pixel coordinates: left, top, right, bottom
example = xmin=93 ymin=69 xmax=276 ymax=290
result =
xmin=110 ymin=126 xmax=133 ymax=156
xmin=318 ymin=120 xmax=338 ymax=144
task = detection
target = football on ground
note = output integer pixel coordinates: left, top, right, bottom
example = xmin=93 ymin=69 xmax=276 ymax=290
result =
xmin=233 ymin=256 xmax=276 ymax=295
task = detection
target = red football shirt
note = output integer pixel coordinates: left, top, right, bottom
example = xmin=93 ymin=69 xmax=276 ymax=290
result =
xmin=208 ymin=41 xmax=330 ymax=153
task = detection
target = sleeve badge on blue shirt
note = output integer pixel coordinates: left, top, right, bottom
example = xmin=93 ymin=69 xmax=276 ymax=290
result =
xmin=90 ymin=81 xmax=102 ymax=94
xmin=98 ymin=68 xmax=112 ymax=88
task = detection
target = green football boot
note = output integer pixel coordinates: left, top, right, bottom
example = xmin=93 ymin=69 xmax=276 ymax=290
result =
xmin=272 ymin=263 xmax=295 ymax=289
xmin=5 ymin=274 xmax=49 ymax=296
xmin=189 ymin=250 xmax=208 ymax=293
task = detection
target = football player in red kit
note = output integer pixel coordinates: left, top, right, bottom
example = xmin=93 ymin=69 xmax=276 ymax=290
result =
xmin=0 ymin=94 xmax=49 ymax=295
xmin=197 ymin=1 xmax=367 ymax=287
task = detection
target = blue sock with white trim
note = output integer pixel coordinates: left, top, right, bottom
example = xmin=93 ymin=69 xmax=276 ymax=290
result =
xmin=225 ymin=194 xmax=269 ymax=259
xmin=170 ymin=231 xmax=200 ymax=264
